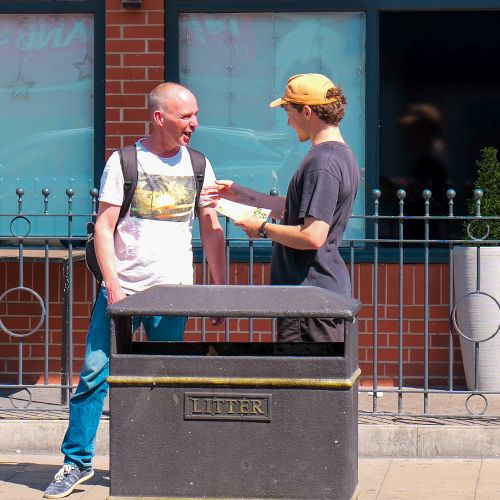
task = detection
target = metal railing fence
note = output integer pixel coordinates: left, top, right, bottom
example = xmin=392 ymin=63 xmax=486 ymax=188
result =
xmin=0 ymin=186 xmax=499 ymax=418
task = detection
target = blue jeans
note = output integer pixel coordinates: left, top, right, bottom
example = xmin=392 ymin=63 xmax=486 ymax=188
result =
xmin=61 ymin=287 xmax=186 ymax=468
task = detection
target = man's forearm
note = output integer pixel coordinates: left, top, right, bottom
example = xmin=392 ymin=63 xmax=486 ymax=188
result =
xmin=264 ymin=222 xmax=320 ymax=250
xmin=199 ymin=208 xmax=227 ymax=284
xmin=231 ymin=185 xmax=285 ymax=221
xmin=235 ymin=216 xmax=329 ymax=251
xmin=93 ymin=203 xmax=126 ymax=303
xmin=94 ymin=229 xmax=119 ymax=287
xmin=202 ymin=229 xmax=226 ymax=284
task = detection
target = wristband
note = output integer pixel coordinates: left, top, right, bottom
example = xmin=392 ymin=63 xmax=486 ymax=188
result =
xmin=258 ymin=220 xmax=268 ymax=239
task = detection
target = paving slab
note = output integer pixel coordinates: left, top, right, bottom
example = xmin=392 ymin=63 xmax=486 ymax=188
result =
xmin=475 ymin=459 xmax=500 ymax=499
xmin=357 ymin=458 xmax=390 ymax=500
xmin=372 ymin=458 xmax=480 ymax=500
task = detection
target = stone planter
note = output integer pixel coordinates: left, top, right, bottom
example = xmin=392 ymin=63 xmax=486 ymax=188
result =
xmin=453 ymin=246 xmax=500 ymax=391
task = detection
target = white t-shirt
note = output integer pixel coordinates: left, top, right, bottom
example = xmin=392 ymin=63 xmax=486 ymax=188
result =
xmin=98 ymin=140 xmax=216 ymax=294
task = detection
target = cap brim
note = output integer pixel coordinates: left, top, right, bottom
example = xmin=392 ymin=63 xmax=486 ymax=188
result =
xmin=269 ymin=97 xmax=286 ymax=108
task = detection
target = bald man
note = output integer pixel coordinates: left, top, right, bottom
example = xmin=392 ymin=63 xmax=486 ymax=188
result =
xmin=44 ymin=83 xmax=226 ymax=499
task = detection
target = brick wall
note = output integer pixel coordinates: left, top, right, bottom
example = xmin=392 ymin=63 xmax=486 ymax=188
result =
xmin=0 ymin=260 xmax=94 ymax=385
xmin=355 ymin=263 xmax=465 ymax=388
xmin=106 ymin=0 xmax=166 ymax=156
xmin=0 ymin=260 xmax=466 ymax=388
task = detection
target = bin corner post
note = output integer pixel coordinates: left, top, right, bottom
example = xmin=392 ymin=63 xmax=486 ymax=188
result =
xmin=345 ymin=315 xmax=360 ymax=379
xmin=346 ymin=315 xmax=360 ymax=500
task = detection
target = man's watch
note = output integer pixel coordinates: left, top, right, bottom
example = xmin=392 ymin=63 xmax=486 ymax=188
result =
xmin=258 ymin=221 xmax=268 ymax=239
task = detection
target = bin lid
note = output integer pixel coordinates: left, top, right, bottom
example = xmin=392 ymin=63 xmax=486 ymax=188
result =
xmin=107 ymin=285 xmax=361 ymax=320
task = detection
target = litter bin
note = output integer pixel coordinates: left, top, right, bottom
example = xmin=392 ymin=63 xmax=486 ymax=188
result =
xmin=107 ymin=284 xmax=361 ymax=500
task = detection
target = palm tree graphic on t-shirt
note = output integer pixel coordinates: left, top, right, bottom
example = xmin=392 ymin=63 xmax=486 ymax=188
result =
xmin=131 ymin=172 xmax=195 ymax=222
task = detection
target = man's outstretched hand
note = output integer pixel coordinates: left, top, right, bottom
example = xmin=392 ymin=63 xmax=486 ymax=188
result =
xmin=199 ymin=184 xmax=221 ymax=208
xmin=216 ymin=180 xmax=243 ymax=202
xmin=200 ymin=180 xmax=241 ymax=207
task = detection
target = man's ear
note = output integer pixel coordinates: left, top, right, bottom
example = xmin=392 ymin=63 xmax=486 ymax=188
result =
xmin=153 ymin=110 xmax=164 ymax=126
xmin=303 ymin=105 xmax=312 ymax=120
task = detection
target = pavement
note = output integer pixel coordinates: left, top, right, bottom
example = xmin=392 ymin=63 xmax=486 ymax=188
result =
xmin=2 ymin=389 xmax=500 ymax=499
xmin=2 ymin=454 xmax=500 ymax=499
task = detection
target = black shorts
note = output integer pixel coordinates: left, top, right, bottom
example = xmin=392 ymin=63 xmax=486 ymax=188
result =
xmin=277 ymin=317 xmax=344 ymax=342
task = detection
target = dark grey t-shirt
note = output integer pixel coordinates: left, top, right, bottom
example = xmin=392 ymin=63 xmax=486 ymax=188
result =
xmin=270 ymin=141 xmax=359 ymax=295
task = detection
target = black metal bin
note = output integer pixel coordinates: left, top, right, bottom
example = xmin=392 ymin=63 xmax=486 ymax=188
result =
xmin=107 ymin=284 xmax=361 ymax=500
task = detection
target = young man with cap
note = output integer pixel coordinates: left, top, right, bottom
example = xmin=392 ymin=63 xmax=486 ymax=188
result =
xmin=212 ymin=73 xmax=359 ymax=342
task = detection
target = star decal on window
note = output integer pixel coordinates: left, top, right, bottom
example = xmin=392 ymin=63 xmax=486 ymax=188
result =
xmin=8 ymin=71 xmax=35 ymax=100
xmin=73 ymin=53 xmax=94 ymax=81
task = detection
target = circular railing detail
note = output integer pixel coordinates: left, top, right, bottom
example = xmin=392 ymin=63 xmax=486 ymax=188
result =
xmin=9 ymin=388 xmax=33 ymax=409
xmin=466 ymin=219 xmax=490 ymax=241
xmin=9 ymin=215 xmax=31 ymax=238
xmin=465 ymin=393 xmax=488 ymax=416
xmin=451 ymin=291 xmax=500 ymax=344
xmin=0 ymin=286 xmax=46 ymax=338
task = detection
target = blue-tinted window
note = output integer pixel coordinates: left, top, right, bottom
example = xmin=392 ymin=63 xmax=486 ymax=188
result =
xmin=179 ymin=12 xmax=366 ymax=241
xmin=0 ymin=14 xmax=94 ymax=238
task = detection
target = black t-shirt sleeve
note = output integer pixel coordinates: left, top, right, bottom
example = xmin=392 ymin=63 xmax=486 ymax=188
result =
xmin=299 ymin=168 xmax=340 ymax=224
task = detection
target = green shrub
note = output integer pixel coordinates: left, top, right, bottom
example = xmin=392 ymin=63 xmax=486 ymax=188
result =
xmin=465 ymin=147 xmax=500 ymax=241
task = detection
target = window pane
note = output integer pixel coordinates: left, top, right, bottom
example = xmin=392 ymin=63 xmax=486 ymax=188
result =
xmin=179 ymin=12 xmax=365 ymax=240
xmin=380 ymin=11 xmax=500 ymax=240
xmin=0 ymin=14 xmax=94 ymax=238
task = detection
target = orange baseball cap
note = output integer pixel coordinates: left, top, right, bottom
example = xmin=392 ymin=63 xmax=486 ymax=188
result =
xmin=269 ymin=73 xmax=337 ymax=108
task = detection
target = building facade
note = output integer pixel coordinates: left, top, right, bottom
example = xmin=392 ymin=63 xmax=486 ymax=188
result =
xmin=1 ymin=0 xmax=500 ymax=395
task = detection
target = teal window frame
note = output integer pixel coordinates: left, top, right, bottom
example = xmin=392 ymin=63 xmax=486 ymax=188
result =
xmin=166 ymin=0 xmax=500 ymax=264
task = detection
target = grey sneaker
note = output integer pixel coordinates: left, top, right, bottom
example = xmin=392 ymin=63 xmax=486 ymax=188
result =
xmin=44 ymin=463 xmax=94 ymax=498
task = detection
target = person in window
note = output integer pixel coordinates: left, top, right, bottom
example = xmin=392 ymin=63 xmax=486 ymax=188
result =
xmin=380 ymin=103 xmax=451 ymax=240
xmin=399 ymin=103 xmax=449 ymax=199
xmin=399 ymin=103 xmax=450 ymax=239
xmin=43 ymin=82 xmax=226 ymax=499
xmin=208 ymin=73 xmax=359 ymax=342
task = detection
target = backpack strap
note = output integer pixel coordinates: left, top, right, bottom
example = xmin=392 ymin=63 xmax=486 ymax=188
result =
xmin=118 ymin=145 xmax=138 ymax=219
xmin=187 ymin=146 xmax=206 ymax=217
xmin=85 ymin=145 xmax=137 ymax=285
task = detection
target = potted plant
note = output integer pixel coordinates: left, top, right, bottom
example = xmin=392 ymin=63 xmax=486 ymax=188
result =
xmin=453 ymin=147 xmax=500 ymax=391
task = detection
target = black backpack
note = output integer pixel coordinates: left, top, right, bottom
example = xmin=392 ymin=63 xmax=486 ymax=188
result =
xmin=85 ymin=145 xmax=206 ymax=283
